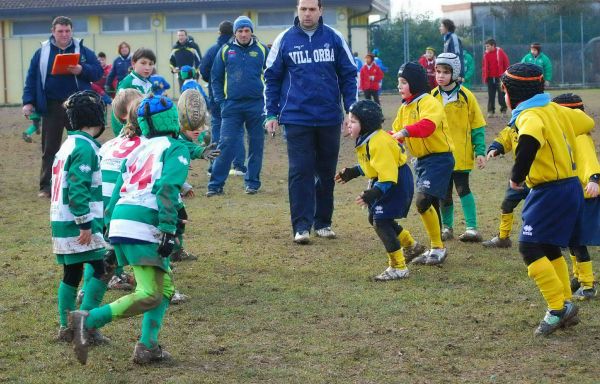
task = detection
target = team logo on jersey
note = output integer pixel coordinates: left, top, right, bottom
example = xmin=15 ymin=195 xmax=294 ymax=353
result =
xmin=522 ymin=225 xmax=533 ymax=236
xmin=228 ymin=50 xmax=237 ymax=57
xmin=249 ymin=51 xmax=258 ymax=58
xmin=79 ymin=164 xmax=92 ymax=173
xmin=410 ymin=111 xmax=418 ymax=119
xmin=293 ymin=45 xmax=304 ymax=50
xmin=288 ymin=48 xmax=335 ymax=65
xmin=418 ymin=179 xmax=431 ymax=189
xmin=374 ymin=205 xmax=384 ymax=215
xmin=178 ymin=155 xmax=189 ymax=166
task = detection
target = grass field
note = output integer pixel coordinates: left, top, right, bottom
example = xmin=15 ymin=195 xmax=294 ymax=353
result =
xmin=1 ymin=90 xmax=599 ymax=383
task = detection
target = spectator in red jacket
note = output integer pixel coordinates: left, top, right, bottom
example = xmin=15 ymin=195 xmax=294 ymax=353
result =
xmin=91 ymin=52 xmax=113 ymax=105
xmin=482 ymin=38 xmax=510 ymax=117
xmin=418 ymin=47 xmax=437 ymax=90
xmin=360 ymin=53 xmax=384 ymax=105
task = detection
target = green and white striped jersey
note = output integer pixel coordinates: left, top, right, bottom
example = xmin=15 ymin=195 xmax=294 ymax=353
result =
xmin=50 ymin=131 xmax=105 ymax=255
xmin=117 ymin=71 xmax=152 ymax=95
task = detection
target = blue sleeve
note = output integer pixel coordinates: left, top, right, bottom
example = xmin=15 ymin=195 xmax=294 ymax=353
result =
xmin=106 ymin=58 xmax=118 ymax=87
xmin=488 ymin=141 xmax=505 ymax=155
xmin=79 ymin=47 xmax=104 ymax=83
xmin=200 ymin=46 xmax=215 ymax=83
xmin=264 ymin=34 xmax=286 ymax=117
xmin=335 ymin=34 xmax=358 ymax=113
xmin=162 ymin=77 xmax=170 ymax=90
xmin=374 ymin=181 xmax=393 ymax=193
xmin=210 ymin=47 xmax=226 ymax=103
xmin=23 ymin=50 xmax=41 ymax=106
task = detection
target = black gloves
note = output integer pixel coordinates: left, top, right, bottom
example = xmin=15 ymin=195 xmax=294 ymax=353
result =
xmin=337 ymin=166 xmax=361 ymax=183
xmin=361 ymin=187 xmax=384 ymax=205
xmin=201 ymin=143 xmax=221 ymax=160
xmin=158 ymin=233 xmax=177 ymax=258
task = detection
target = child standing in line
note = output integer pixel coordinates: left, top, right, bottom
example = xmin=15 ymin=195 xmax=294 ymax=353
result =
xmin=335 ymin=100 xmax=423 ymax=280
xmin=552 ymin=93 xmax=599 ymax=300
xmin=51 ymin=91 xmax=109 ymax=343
xmin=483 ymin=125 xmax=530 ymax=248
xmin=180 ymin=65 xmax=210 ymax=105
xmin=431 ymin=53 xmax=487 ymax=242
xmin=501 ymin=63 xmax=594 ymax=336
xmin=150 ymin=68 xmax=171 ymax=96
xmin=110 ymin=48 xmax=156 ymax=136
xmin=21 ymin=111 xmax=41 ymax=143
xmin=69 ymin=95 xmax=190 ymax=364
xmin=392 ymin=62 xmax=455 ymax=265
xmin=418 ymin=47 xmax=437 ymax=91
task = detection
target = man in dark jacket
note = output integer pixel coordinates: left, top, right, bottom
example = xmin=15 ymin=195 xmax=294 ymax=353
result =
xmin=200 ymin=20 xmax=246 ymax=176
xmin=169 ymin=30 xmax=202 ymax=90
xmin=264 ymin=0 xmax=357 ymax=244
xmin=22 ymin=16 xmax=103 ymax=197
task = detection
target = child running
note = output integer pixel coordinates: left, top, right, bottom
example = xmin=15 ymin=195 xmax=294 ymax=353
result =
xmin=68 ymin=94 xmax=190 ymax=364
xmin=552 ymin=93 xmax=599 ymax=300
xmin=51 ymin=91 xmax=109 ymax=344
xmin=431 ymin=53 xmax=487 ymax=242
xmin=392 ymin=62 xmax=455 ymax=265
xmin=501 ymin=63 xmax=594 ymax=336
xmin=335 ymin=100 xmax=421 ymax=280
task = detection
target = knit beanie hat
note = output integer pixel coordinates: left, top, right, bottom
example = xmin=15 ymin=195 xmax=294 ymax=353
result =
xmin=349 ymin=100 xmax=384 ymax=136
xmin=397 ymin=62 xmax=429 ymax=96
xmin=180 ymin=65 xmax=196 ymax=80
xmin=64 ymin=90 xmax=106 ymax=138
xmin=234 ymin=16 xmax=254 ymax=33
xmin=500 ymin=63 xmax=544 ymax=108
xmin=137 ymin=95 xmax=180 ymax=138
xmin=552 ymin=93 xmax=584 ymax=111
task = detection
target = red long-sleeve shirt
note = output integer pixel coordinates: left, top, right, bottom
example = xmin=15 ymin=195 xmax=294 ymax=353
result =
xmin=482 ymin=47 xmax=509 ymax=83
xmin=359 ymin=63 xmax=384 ymax=91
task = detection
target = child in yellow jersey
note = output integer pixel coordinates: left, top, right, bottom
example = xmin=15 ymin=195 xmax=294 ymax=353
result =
xmin=552 ymin=93 xmax=599 ymax=300
xmin=391 ymin=62 xmax=455 ymax=265
xmin=483 ymin=125 xmax=530 ymax=248
xmin=432 ymin=53 xmax=487 ymax=242
xmin=501 ymin=63 xmax=594 ymax=336
xmin=335 ymin=100 xmax=423 ymax=280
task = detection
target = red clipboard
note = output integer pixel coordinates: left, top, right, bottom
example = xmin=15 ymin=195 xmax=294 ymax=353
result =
xmin=51 ymin=53 xmax=80 ymax=75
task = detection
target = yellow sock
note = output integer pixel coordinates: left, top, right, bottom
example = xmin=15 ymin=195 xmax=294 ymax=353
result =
xmin=387 ymin=249 xmax=406 ymax=269
xmin=569 ymin=254 xmax=579 ymax=280
xmin=527 ymin=257 xmax=565 ymax=311
xmin=550 ymin=256 xmax=572 ymax=301
xmin=578 ymin=261 xmax=595 ymax=288
xmin=420 ymin=206 xmax=443 ymax=248
xmin=499 ymin=212 xmax=513 ymax=239
xmin=398 ymin=229 xmax=415 ymax=248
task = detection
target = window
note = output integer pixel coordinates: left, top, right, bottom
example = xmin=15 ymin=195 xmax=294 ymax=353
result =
xmin=165 ymin=13 xmax=203 ymax=30
xmin=322 ymin=9 xmax=337 ymax=25
xmin=206 ymin=12 xmax=240 ymax=29
xmin=101 ymin=15 xmax=150 ymax=32
xmin=71 ymin=17 xmax=88 ymax=33
xmin=257 ymin=10 xmax=295 ymax=27
xmin=12 ymin=17 xmax=87 ymax=36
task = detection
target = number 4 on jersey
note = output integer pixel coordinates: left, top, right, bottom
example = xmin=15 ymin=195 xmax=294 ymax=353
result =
xmin=122 ymin=154 xmax=155 ymax=192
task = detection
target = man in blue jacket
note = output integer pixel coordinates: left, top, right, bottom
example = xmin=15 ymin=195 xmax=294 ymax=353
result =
xmin=22 ymin=16 xmax=103 ymax=198
xmin=207 ymin=16 xmax=268 ymax=196
xmin=264 ymin=0 xmax=357 ymax=244
xmin=200 ymin=20 xmax=246 ymax=177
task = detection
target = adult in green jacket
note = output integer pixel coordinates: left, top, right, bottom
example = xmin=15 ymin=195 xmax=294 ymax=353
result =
xmin=521 ymin=42 xmax=552 ymax=84
xmin=463 ymin=49 xmax=474 ymax=88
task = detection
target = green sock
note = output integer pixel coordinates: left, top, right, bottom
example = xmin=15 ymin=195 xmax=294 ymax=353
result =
xmin=460 ymin=193 xmax=477 ymax=229
xmin=24 ymin=124 xmax=38 ymax=135
xmin=441 ymin=203 xmax=454 ymax=229
xmin=58 ymin=282 xmax=77 ymax=327
xmin=85 ymin=304 xmax=113 ymax=330
xmin=80 ymin=277 xmax=107 ymax=311
xmin=80 ymin=263 xmax=94 ymax=292
xmin=140 ymin=297 xmax=170 ymax=349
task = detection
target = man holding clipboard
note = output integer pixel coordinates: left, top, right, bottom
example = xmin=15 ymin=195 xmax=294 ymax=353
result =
xmin=22 ymin=16 xmax=103 ymax=198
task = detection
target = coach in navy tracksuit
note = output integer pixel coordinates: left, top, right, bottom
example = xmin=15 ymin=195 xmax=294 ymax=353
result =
xmin=208 ymin=16 xmax=268 ymax=196
xmin=264 ymin=0 xmax=357 ymax=244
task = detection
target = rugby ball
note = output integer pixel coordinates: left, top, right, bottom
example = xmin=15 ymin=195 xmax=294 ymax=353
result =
xmin=178 ymin=89 xmax=207 ymax=131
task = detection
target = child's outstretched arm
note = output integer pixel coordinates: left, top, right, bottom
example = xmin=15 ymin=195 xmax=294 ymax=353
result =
xmin=335 ymin=165 xmax=362 ymax=184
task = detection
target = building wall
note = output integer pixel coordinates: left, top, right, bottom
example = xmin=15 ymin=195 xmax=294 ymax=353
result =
xmin=0 ymin=7 xmax=373 ymax=104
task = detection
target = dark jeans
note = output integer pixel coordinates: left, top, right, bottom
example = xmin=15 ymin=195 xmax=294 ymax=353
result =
xmin=208 ymin=101 xmax=246 ymax=173
xmin=285 ymin=124 xmax=340 ymax=233
xmin=363 ymin=89 xmax=380 ymax=105
xmin=40 ymin=99 xmax=69 ymax=192
xmin=486 ymin=77 xmax=507 ymax=113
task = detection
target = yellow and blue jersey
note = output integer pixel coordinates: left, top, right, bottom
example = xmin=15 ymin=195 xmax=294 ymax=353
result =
xmin=489 ymin=125 xmax=519 ymax=159
xmin=355 ymin=129 xmax=407 ymax=182
xmin=574 ymin=133 xmax=600 ymax=199
xmin=391 ymin=93 xmax=454 ymax=158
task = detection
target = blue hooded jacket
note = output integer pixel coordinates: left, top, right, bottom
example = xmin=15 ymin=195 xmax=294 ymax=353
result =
xmin=264 ymin=16 xmax=357 ymax=127
xmin=22 ymin=36 xmax=103 ymax=114
xmin=106 ymin=54 xmax=132 ymax=89
xmin=200 ymin=33 xmax=232 ymax=105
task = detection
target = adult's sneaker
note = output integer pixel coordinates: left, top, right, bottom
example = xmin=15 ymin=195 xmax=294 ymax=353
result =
xmin=315 ymin=227 xmax=336 ymax=239
xmin=132 ymin=342 xmax=172 ymax=364
xmin=206 ymin=189 xmax=224 ymax=197
xmin=68 ymin=310 xmax=90 ymax=364
xmin=534 ymin=301 xmax=579 ymax=336
xmin=441 ymin=226 xmax=454 ymax=241
xmin=244 ymin=186 xmax=258 ymax=195
xmin=229 ymin=169 xmax=246 ymax=176
xmin=459 ymin=228 xmax=483 ymax=242
xmin=294 ymin=231 xmax=310 ymax=244
xmin=572 ymin=284 xmax=597 ymax=301
xmin=482 ymin=235 xmax=512 ymax=248
xmin=374 ymin=266 xmax=409 ymax=281
xmin=403 ymin=242 xmax=427 ymax=263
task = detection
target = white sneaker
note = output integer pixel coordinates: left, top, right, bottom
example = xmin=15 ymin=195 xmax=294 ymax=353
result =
xmin=425 ymin=248 xmax=448 ymax=265
xmin=315 ymin=227 xmax=336 ymax=239
xmin=374 ymin=266 xmax=410 ymax=281
xmin=229 ymin=169 xmax=246 ymax=176
xmin=170 ymin=291 xmax=189 ymax=305
xmin=294 ymin=231 xmax=310 ymax=244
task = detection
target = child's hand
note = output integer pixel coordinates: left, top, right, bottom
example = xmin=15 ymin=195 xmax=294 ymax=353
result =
xmin=78 ymin=229 xmax=92 ymax=245
xmin=183 ymin=189 xmax=195 ymax=198
xmin=486 ymin=149 xmax=498 ymax=160
xmin=355 ymin=195 xmax=368 ymax=207
xmin=334 ymin=171 xmax=344 ymax=184
xmin=392 ymin=131 xmax=405 ymax=141
xmin=335 ymin=167 xmax=361 ymax=183
xmin=509 ymin=179 xmax=524 ymax=191
xmin=476 ymin=155 xmax=486 ymax=169
xmin=585 ymin=182 xmax=599 ymax=197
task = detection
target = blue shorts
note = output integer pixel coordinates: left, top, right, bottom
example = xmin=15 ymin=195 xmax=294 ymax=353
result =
xmin=369 ymin=164 xmax=414 ymax=220
xmin=570 ymin=197 xmax=600 ymax=246
xmin=519 ymin=177 xmax=583 ymax=247
xmin=414 ymin=152 xmax=454 ymax=199
xmin=505 ymin=183 xmax=530 ymax=201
